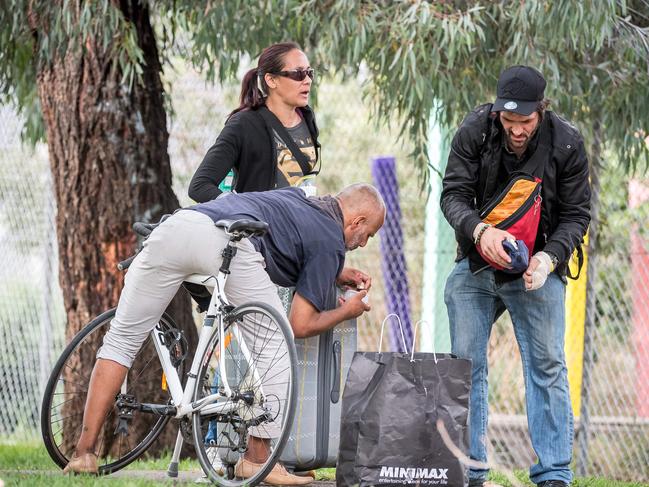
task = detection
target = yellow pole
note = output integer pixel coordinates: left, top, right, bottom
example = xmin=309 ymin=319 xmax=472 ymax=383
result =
xmin=565 ymin=233 xmax=588 ymax=418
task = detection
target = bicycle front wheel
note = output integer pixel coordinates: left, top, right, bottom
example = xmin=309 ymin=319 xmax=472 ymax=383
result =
xmin=193 ymin=302 xmax=298 ymax=486
xmin=41 ymin=308 xmax=186 ymax=474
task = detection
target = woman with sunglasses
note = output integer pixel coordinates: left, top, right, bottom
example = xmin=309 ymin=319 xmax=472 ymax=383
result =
xmin=190 ymin=44 xmax=320 ymax=486
xmin=189 ymin=41 xmax=320 ymax=203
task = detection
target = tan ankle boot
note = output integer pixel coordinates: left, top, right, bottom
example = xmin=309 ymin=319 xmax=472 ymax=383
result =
xmin=62 ymin=453 xmax=98 ymax=475
xmin=234 ymin=458 xmax=312 ymax=486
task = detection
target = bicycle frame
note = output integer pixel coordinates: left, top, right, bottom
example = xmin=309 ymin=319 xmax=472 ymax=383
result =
xmin=147 ymin=270 xmax=261 ymax=421
xmin=141 ymin=248 xmax=266 ymax=477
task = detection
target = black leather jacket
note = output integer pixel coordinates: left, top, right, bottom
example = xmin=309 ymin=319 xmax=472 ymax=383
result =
xmin=441 ymin=103 xmax=591 ymax=275
xmin=188 ymin=105 xmax=320 ymax=203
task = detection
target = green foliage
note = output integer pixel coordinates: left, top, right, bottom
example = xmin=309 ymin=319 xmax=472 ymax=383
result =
xmin=0 ymin=2 xmax=39 ymax=141
xmin=163 ymin=0 xmax=298 ymax=82
xmin=598 ymin=162 xmax=649 ymax=252
xmin=291 ymin=0 xmax=649 ymax=181
xmin=2 ymin=0 xmax=649 ymax=176
xmin=0 ymin=0 xmax=147 ymax=142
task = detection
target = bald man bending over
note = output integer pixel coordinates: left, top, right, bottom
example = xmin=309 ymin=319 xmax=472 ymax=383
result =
xmin=64 ymin=183 xmax=386 ymax=485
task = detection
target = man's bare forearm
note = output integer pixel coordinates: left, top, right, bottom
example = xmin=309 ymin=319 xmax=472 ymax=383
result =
xmin=291 ymin=306 xmax=349 ymax=338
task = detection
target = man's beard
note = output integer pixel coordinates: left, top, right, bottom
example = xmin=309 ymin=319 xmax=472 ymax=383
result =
xmin=345 ymin=236 xmax=361 ymax=251
xmin=345 ymin=242 xmax=359 ymax=251
xmin=505 ymin=125 xmax=538 ymax=153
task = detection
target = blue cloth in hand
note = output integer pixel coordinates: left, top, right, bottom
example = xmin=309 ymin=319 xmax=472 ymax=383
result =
xmin=502 ymin=239 xmax=529 ymax=274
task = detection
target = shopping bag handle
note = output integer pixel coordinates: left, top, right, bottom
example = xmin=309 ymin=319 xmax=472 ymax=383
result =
xmin=412 ymin=320 xmax=437 ymax=364
xmin=378 ymin=313 xmax=409 ymax=353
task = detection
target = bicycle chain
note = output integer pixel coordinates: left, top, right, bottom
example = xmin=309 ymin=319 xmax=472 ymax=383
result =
xmin=179 ymin=416 xmax=194 ymax=445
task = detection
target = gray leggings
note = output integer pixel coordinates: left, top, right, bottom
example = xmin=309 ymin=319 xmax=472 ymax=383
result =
xmin=97 ymin=209 xmax=291 ymax=437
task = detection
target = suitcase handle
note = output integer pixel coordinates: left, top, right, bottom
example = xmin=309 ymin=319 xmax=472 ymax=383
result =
xmin=330 ymin=340 xmax=341 ymax=403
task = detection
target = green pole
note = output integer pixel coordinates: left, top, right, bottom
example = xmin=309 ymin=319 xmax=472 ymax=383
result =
xmin=420 ymin=113 xmax=454 ymax=353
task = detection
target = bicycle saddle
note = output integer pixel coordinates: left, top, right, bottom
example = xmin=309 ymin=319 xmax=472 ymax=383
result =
xmin=215 ymin=219 xmax=269 ymax=237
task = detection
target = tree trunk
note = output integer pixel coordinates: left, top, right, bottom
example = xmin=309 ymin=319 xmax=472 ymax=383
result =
xmin=30 ymin=1 xmax=196 ymax=456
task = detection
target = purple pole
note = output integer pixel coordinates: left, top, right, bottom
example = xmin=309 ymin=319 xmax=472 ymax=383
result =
xmin=371 ymin=156 xmax=413 ymax=352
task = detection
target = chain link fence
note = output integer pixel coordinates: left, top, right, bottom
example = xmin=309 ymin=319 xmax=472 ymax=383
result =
xmin=1 ymin=63 xmax=648 ymax=481
xmin=0 ymin=105 xmax=65 ymax=441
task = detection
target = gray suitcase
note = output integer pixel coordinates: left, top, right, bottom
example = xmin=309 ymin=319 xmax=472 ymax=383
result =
xmin=201 ymin=286 xmax=356 ymax=473
xmin=279 ymin=287 xmax=358 ymax=471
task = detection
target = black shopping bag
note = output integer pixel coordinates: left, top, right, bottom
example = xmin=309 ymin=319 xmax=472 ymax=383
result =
xmin=337 ymin=316 xmax=472 ymax=487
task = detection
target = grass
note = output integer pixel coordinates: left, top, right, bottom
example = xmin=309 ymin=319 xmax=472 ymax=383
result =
xmin=488 ymin=470 xmax=649 ymax=487
xmin=1 ymin=443 xmax=646 ymax=486
xmin=0 ymin=442 xmax=192 ymax=486
xmin=2 ymin=473 xmax=170 ymax=486
xmin=0 ymin=442 xmax=333 ymax=485
xmin=0 ymin=442 xmax=192 ymax=471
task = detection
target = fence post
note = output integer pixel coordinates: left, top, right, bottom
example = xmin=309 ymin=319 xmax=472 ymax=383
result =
xmin=565 ymin=234 xmax=588 ymax=418
xmin=421 ymin=111 xmax=453 ymax=353
xmin=576 ymin=125 xmax=602 ymax=476
xmin=371 ymin=156 xmax=413 ymax=352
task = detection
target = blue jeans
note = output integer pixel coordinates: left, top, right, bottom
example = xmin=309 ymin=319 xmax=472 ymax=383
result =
xmin=444 ymin=258 xmax=573 ymax=485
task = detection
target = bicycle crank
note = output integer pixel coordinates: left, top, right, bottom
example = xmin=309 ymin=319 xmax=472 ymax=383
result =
xmin=179 ymin=416 xmax=195 ymax=445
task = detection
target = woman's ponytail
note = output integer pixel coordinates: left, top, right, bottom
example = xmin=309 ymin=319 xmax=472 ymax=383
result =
xmin=230 ymin=68 xmax=265 ymax=117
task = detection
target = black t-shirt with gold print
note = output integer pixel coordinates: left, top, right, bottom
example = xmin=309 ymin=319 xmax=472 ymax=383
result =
xmin=273 ymin=120 xmax=317 ymax=189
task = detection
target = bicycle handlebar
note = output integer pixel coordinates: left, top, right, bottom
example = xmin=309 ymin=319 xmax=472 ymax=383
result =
xmin=117 ymin=218 xmax=164 ymax=271
xmin=133 ymin=222 xmax=155 ymax=237
xmin=117 ymin=255 xmax=136 ymax=271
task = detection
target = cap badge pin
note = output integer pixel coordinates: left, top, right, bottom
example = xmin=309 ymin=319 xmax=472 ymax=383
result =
xmin=504 ymin=101 xmax=518 ymax=110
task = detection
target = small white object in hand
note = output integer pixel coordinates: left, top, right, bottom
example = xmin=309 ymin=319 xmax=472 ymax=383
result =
xmin=343 ymin=289 xmax=369 ymax=305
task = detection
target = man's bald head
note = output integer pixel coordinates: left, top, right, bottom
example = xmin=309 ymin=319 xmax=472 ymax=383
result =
xmin=336 ymin=183 xmax=386 ymax=216
xmin=335 ymin=183 xmax=386 ymax=251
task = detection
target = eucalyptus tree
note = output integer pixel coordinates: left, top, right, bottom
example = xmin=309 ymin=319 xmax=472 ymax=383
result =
xmin=0 ymin=1 xmax=197 ymax=454
xmin=0 ymin=3 xmax=193 ymax=333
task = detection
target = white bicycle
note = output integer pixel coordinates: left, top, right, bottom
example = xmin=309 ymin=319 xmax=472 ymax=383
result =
xmin=41 ymin=218 xmax=298 ymax=486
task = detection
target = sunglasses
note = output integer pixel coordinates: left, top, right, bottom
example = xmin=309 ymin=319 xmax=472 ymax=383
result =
xmin=275 ymin=68 xmax=315 ymax=82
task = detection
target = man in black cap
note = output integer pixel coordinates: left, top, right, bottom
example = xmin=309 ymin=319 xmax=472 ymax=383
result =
xmin=440 ymin=65 xmax=591 ymax=487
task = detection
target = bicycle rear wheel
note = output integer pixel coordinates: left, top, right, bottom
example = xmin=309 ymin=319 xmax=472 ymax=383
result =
xmin=41 ymin=308 xmax=186 ymax=474
xmin=192 ymin=302 xmax=298 ymax=486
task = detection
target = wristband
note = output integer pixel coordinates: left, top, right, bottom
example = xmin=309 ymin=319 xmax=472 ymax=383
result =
xmin=474 ymin=223 xmax=492 ymax=246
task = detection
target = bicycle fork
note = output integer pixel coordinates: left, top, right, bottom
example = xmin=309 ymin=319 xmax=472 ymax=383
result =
xmin=165 ymin=313 xmax=222 ymax=478
xmin=165 ymin=272 xmax=231 ymax=478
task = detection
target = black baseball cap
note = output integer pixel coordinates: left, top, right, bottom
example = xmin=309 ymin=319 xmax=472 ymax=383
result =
xmin=492 ymin=65 xmax=546 ymax=116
